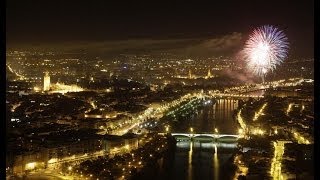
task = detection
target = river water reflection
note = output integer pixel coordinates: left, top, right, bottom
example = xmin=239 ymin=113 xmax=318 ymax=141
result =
xmin=172 ymin=98 xmax=239 ymax=134
xmin=158 ymin=99 xmax=240 ymax=180
xmin=165 ymin=141 xmax=238 ymax=180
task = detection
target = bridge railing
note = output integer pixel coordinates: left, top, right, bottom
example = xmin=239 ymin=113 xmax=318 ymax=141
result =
xmin=170 ymin=133 xmax=240 ymax=139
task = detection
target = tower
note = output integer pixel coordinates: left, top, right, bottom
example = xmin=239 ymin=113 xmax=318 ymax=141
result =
xmin=206 ymin=68 xmax=213 ymax=79
xmin=43 ymin=72 xmax=50 ymax=91
xmin=189 ymin=69 xmax=192 ymax=79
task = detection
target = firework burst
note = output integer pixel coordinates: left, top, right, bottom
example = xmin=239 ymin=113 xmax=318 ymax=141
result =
xmin=242 ymin=25 xmax=289 ymax=77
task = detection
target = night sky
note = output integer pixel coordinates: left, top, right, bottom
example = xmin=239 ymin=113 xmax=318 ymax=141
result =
xmin=6 ymin=0 xmax=314 ymax=57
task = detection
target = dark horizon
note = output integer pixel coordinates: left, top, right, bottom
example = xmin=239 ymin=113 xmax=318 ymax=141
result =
xmin=6 ymin=0 xmax=314 ymax=58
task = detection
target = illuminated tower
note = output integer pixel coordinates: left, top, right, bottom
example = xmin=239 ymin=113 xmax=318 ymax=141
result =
xmin=206 ymin=68 xmax=213 ymax=79
xmin=188 ymin=69 xmax=192 ymax=79
xmin=43 ymin=72 xmax=50 ymax=91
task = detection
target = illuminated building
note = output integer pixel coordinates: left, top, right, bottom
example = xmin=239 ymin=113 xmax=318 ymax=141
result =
xmin=49 ymin=82 xmax=84 ymax=94
xmin=41 ymin=71 xmax=84 ymax=94
xmin=188 ymin=69 xmax=193 ymax=79
xmin=205 ymin=68 xmax=214 ymax=79
xmin=43 ymin=72 xmax=50 ymax=91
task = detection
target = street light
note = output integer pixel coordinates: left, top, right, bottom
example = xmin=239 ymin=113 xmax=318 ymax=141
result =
xmin=68 ymin=166 xmax=72 ymax=171
xmin=190 ymin=127 xmax=194 ymax=134
xmin=165 ymin=125 xmax=170 ymax=133
xmin=214 ymin=128 xmax=218 ymax=134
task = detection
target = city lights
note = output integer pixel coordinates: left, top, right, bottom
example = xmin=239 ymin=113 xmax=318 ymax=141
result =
xmin=48 ymin=158 xmax=58 ymax=164
xmin=25 ymin=162 xmax=36 ymax=170
xmin=125 ymin=145 xmax=130 ymax=150
xmin=233 ymin=155 xmax=248 ymax=179
xmin=165 ymin=125 xmax=170 ymax=133
xmin=237 ymin=109 xmax=247 ymax=132
xmin=292 ymin=130 xmax=311 ymax=144
xmin=33 ymin=86 xmax=41 ymax=92
xmin=270 ymin=141 xmax=287 ymax=180
xmin=43 ymin=72 xmax=50 ymax=91
xmin=286 ymin=103 xmax=293 ymax=115
xmin=238 ymin=128 xmax=244 ymax=135
xmin=251 ymin=128 xmax=265 ymax=136
xmin=5 ymin=3 xmax=314 ymax=178
xmin=253 ymin=103 xmax=267 ymax=121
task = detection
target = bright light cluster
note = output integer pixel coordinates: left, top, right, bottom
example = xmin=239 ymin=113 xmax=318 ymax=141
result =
xmin=237 ymin=109 xmax=247 ymax=131
xmin=50 ymin=82 xmax=84 ymax=94
xmin=233 ymin=155 xmax=248 ymax=179
xmin=292 ymin=131 xmax=311 ymax=144
xmin=251 ymin=128 xmax=265 ymax=135
xmin=270 ymin=141 xmax=285 ymax=180
xmin=243 ymin=25 xmax=289 ymax=77
xmin=286 ymin=103 xmax=293 ymax=115
xmin=253 ymin=103 xmax=267 ymax=121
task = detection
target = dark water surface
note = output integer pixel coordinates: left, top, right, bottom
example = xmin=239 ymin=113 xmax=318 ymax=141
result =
xmin=157 ymin=99 xmax=239 ymax=180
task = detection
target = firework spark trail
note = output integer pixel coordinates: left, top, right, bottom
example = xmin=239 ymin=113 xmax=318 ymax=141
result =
xmin=242 ymin=25 xmax=289 ymax=77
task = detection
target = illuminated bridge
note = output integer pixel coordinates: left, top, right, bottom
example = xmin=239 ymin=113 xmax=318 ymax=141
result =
xmin=206 ymin=93 xmax=263 ymax=98
xmin=170 ymin=133 xmax=241 ymax=142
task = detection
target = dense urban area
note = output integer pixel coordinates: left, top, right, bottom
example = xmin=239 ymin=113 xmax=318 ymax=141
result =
xmin=6 ymin=51 xmax=314 ymax=179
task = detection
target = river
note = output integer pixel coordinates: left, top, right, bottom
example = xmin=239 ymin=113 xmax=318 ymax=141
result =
xmin=157 ymin=98 xmax=240 ymax=180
